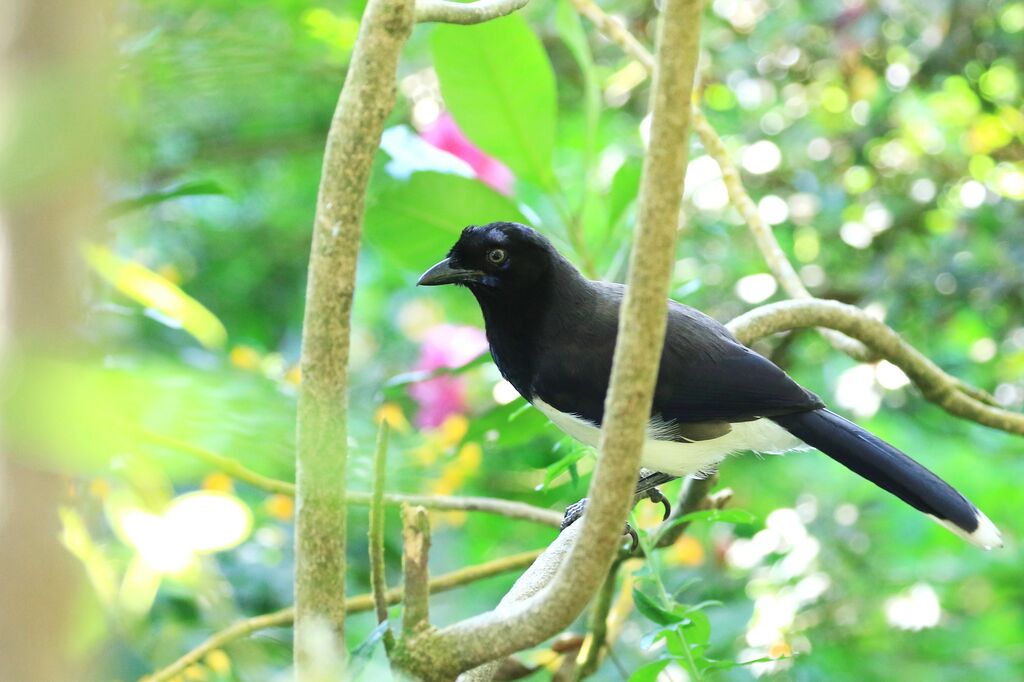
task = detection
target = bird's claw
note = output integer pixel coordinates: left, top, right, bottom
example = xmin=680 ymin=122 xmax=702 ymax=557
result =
xmin=560 ymin=487 xmax=671 ymax=552
xmin=636 ymin=487 xmax=672 ymax=521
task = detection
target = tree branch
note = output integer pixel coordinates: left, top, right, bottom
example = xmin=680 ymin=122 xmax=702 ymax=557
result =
xmin=369 ymin=423 xmax=395 ymax=651
xmin=395 ymin=2 xmax=705 ymax=678
xmin=143 ymin=431 xmax=563 ymax=526
xmin=294 ymin=0 xmax=415 ymax=665
xmin=727 ymin=299 xmax=1024 ymax=436
xmin=415 ymin=0 xmax=529 ymax=24
xmin=139 ymin=549 xmax=543 ymax=682
xmin=401 ymin=505 xmax=432 ymax=636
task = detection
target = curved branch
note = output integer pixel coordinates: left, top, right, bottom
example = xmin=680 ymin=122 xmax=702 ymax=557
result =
xmin=398 ymin=1 xmax=705 ymax=677
xmin=141 ymin=431 xmax=563 ymax=527
xmin=415 ymin=0 xmax=529 ymax=24
xmin=139 ymin=549 xmax=544 ymax=682
xmin=727 ymin=299 xmax=1024 ymax=436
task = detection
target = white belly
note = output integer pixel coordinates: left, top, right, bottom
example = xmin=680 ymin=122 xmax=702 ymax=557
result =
xmin=534 ymin=398 xmax=807 ymax=476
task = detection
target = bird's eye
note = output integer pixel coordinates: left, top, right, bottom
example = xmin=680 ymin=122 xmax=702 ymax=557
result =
xmin=487 ymin=249 xmax=507 ymax=265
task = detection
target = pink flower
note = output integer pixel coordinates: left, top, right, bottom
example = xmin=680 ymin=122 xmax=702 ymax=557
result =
xmin=420 ymin=113 xmax=514 ymax=195
xmin=409 ymin=324 xmax=489 ymax=428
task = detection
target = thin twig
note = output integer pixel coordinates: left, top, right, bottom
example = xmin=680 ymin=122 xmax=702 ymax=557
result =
xmin=138 ymin=430 xmax=295 ymax=495
xmin=369 ymin=422 xmax=395 ymax=651
xmin=574 ymin=557 xmax=623 ymax=679
xmin=728 ymin=299 xmax=1024 ymax=436
xmin=401 ymin=504 xmax=432 ymax=636
xmin=415 ymin=0 xmax=529 ymax=24
xmin=140 ymin=431 xmax=563 ymax=527
xmin=139 ymin=549 xmax=544 ymax=682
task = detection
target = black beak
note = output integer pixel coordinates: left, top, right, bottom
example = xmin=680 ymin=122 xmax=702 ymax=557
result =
xmin=417 ymin=258 xmax=483 ymax=286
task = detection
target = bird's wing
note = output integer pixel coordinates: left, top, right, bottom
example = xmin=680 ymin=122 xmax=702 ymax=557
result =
xmin=653 ymin=299 xmax=824 ymax=422
xmin=532 ymin=286 xmax=821 ymax=431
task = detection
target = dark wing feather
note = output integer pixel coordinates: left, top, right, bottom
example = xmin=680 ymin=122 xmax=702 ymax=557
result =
xmin=531 ymin=282 xmax=822 ymax=429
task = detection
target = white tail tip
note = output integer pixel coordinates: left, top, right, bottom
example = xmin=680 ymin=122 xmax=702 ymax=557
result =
xmin=928 ymin=510 xmax=1003 ymax=550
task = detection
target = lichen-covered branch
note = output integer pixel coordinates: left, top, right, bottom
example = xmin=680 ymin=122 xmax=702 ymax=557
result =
xmin=294 ymin=0 xmax=415 ymax=666
xmin=401 ymin=505 xmax=433 ymax=636
xmin=415 ymin=0 xmax=529 ymax=24
xmin=139 ymin=549 xmax=543 ymax=682
xmin=369 ymin=423 xmax=395 ymax=651
xmin=727 ymin=299 xmax=1024 ymax=436
xmin=395 ymin=2 xmax=705 ymax=678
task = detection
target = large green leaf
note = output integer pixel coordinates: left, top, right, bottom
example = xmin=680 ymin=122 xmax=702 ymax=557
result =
xmin=431 ymin=16 xmax=557 ymax=187
xmin=364 ymin=171 xmax=527 ymax=270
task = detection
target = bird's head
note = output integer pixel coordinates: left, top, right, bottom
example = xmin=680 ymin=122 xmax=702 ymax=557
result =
xmin=417 ymin=222 xmax=561 ymax=294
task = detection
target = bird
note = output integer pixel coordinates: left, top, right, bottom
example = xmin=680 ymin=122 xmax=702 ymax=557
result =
xmin=417 ymin=221 xmax=1002 ymax=550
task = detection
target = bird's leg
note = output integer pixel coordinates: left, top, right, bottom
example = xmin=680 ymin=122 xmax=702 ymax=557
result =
xmin=560 ymin=470 xmax=679 ymax=551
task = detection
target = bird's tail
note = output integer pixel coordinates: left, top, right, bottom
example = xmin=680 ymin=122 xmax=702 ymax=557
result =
xmin=770 ymin=408 xmax=1002 ymax=549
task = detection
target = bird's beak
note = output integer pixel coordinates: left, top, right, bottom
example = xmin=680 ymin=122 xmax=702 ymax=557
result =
xmin=417 ymin=258 xmax=483 ymax=286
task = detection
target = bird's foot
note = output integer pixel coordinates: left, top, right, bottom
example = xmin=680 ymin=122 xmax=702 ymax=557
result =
xmin=560 ymin=487 xmax=671 ymax=553
xmin=634 ymin=487 xmax=672 ymax=522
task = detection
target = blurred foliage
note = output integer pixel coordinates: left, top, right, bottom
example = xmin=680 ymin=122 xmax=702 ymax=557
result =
xmin=51 ymin=0 xmax=1024 ymax=679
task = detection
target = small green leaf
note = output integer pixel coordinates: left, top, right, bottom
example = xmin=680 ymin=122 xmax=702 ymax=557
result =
xmin=607 ymin=159 xmax=642 ymax=231
xmin=105 ymin=180 xmax=225 ymax=218
xmin=652 ymin=507 xmax=756 ymax=545
xmin=538 ymin=444 xmax=587 ymax=490
xmin=628 ymin=658 xmax=672 ymax=682
xmin=431 ymin=16 xmax=557 ymax=186
xmin=633 ymin=587 xmax=681 ymax=626
xmin=349 ymin=620 xmax=391 ymax=679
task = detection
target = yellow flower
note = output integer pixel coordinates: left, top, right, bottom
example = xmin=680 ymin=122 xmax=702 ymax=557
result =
xmin=183 ymin=664 xmax=207 ymax=681
xmin=229 ymin=345 xmax=262 ymax=371
xmin=283 ymin=364 xmax=302 ymax=386
xmin=456 ymin=442 xmax=482 ymax=470
xmin=202 ymin=472 xmax=233 ymax=493
xmin=438 ymin=414 xmax=469 ymax=447
xmin=157 ymin=264 xmax=182 ymax=285
xmin=769 ymin=640 xmax=792 ymax=659
xmin=670 ymin=535 xmax=705 ymax=567
xmin=88 ymin=478 xmax=110 ymax=500
xmin=374 ymin=403 xmax=411 ymax=434
xmin=265 ymin=494 xmax=294 ymax=520
xmin=204 ymin=649 xmax=231 ymax=674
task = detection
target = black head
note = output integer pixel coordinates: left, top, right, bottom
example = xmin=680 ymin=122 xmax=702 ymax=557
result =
xmin=417 ymin=222 xmax=563 ymax=294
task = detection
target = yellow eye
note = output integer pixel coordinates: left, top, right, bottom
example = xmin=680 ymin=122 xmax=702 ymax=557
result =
xmin=487 ymin=249 xmax=507 ymax=264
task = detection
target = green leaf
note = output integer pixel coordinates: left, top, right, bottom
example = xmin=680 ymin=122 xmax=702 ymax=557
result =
xmin=364 ymin=171 xmax=527 ymax=270
xmin=652 ymin=507 xmax=756 ymax=546
xmin=633 ymin=587 xmax=681 ymax=626
xmin=83 ymin=243 xmax=227 ymax=349
xmin=349 ymin=620 xmax=391 ymax=679
xmin=538 ymin=442 xmax=588 ymax=490
xmin=431 ymin=16 xmax=557 ymax=187
xmin=628 ymin=658 xmax=672 ymax=682
xmin=607 ymin=159 xmax=642 ymax=232
xmin=105 ymin=180 xmax=225 ymax=218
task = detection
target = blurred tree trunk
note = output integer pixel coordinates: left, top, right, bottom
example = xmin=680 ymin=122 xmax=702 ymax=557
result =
xmin=0 ymin=0 xmax=105 ymax=679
